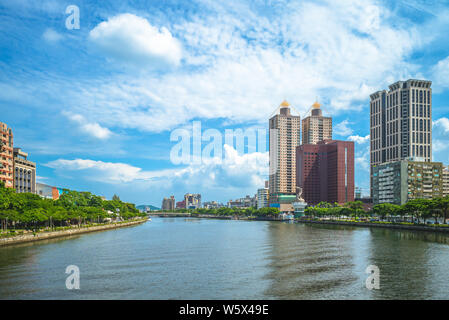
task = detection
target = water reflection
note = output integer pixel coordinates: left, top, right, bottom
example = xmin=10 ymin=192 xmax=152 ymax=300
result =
xmin=1 ymin=219 xmax=449 ymax=299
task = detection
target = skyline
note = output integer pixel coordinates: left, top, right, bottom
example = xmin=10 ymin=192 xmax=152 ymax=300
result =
xmin=1 ymin=0 xmax=449 ymax=205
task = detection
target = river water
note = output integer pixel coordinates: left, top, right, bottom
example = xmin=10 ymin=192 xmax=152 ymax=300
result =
xmin=1 ymin=217 xmax=449 ymax=299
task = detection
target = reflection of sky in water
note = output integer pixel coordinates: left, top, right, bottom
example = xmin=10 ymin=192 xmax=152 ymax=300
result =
xmin=1 ymin=219 xmax=449 ymax=299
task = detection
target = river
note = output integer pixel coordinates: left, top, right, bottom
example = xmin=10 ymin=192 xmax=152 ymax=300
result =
xmin=1 ymin=217 xmax=449 ymax=299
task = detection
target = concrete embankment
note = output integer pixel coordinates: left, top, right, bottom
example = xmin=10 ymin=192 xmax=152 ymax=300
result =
xmin=298 ymin=219 xmax=449 ymax=234
xmin=0 ymin=219 xmax=147 ymax=247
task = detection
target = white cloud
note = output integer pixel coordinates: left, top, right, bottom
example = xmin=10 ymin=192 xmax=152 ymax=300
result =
xmin=348 ymin=134 xmax=370 ymax=144
xmin=89 ymin=13 xmax=182 ymax=68
xmin=45 ymin=145 xmax=268 ymax=189
xmin=42 ymin=0 xmax=420 ymax=133
xmin=334 ymin=120 xmax=354 ymax=136
xmin=65 ymin=112 xmax=112 ymax=140
xmin=432 ymin=56 xmax=449 ymax=91
xmin=42 ymin=28 xmax=63 ymax=42
xmin=433 ymin=117 xmax=449 ymax=133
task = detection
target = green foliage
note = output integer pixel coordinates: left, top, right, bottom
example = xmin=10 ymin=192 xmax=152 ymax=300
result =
xmin=0 ymin=185 xmax=144 ymax=232
xmin=300 ymin=196 xmax=449 ymax=224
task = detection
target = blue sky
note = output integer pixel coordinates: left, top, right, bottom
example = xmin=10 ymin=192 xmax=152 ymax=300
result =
xmin=1 ymin=0 xmax=449 ymax=206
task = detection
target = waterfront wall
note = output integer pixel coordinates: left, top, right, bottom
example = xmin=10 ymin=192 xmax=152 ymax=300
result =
xmin=0 ymin=219 xmax=147 ymax=247
xmin=299 ymin=219 xmax=449 ymax=234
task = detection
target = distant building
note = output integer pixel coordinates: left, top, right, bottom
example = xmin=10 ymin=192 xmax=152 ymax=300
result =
xmin=227 ymin=195 xmax=257 ymax=209
xmin=184 ymin=193 xmax=201 ymax=209
xmin=176 ymin=200 xmax=186 ymax=209
xmin=444 ymin=166 xmax=449 ymax=197
xmin=203 ymin=201 xmax=223 ymax=209
xmin=302 ymin=102 xmax=332 ymax=145
xmin=0 ymin=122 xmax=14 ymax=188
xmin=370 ymin=79 xmax=432 ymax=197
xmin=372 ymin=160 xmax=443 ymax=205
xmin=296 ymin=140 xmax=355 ymax=205
xmin=162 ymin=196 xmax=175 ymax=211
xmin=355 ymin=187 xmax=362 ymax=200
xmin=257 ymin=188 xmax=269 ymax=209
xmin=269 ymin=100 xmax=301 ymax=204
xmin=13 ymin=148 xmax=36 ymax=194
xmin=36 ymin=183 xmax=68 ymax=200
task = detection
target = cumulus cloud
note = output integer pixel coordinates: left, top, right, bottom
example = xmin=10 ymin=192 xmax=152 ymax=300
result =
xmin=433 ymin=117 xmax=449 ymax=133
xmin=348 ymin=134 xmax=370 ymax=144
xmin=89 ymin=13 xmax=182 ymax=68
xmin=432 ymin=56 xmax=449 ymax=91
xmin=45 ymin=0 xmax=420 ymax=133
xmin=65 ymin=112 xmax=112 ymax=140
xmin=42 ymin=28 xmax=63 ymax=42
xmin=334 ymin=120 xmax=354 ymax=136
xmin=433 ymin=117 xmax=449 ymax=153
xmin=45 ymin=145 xmax=268 ymax=189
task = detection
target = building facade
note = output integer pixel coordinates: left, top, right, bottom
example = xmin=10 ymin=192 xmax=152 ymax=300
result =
xmin=269 ymin=100 xmax=301 ymax=204
xmin=176 ymin=200 xmax=186 ymax=209
xmin=372 ymin=160 xmax=443 ymax=205
xmin=302 ymin=102 xmax=332 ymax=145
xmin=162 ymin=196 xmax=175 ymax=211
xmin=36 ymin=183 xmax=68 ymax=200
xmin=442 ymin=165 xmax=449 ymax=197
xmin=203 ymin=201 xmax=223 ymax=209
xmin=184 ymin=193 xmax=201 ymax=209
xmin=13 ymin=148 xmax=36 ymax=194
xmin=370 ymin=79 xmax=432 ymax=197
xmin=227 ymin=195 xmax=257 ymax=209
xmin=257 ymin=188 xmax=269 ymax=209
xmin=0 ymin=122 xmax=14 ymax=188
xmin=296 ymin=140 xmax=355 ymax=205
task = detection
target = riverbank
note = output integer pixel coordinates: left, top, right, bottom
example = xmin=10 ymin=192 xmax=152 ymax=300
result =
xmin=151 ymin=213 xmax=284 ymax=221
xmin=298 ymin=219 xmax=449 ymax=233
xmin=0 ymin=218 xmax=147 ymax=247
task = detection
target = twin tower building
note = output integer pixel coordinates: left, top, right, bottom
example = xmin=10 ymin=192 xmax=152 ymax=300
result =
xmin=269 ymin=79 xmax=448 ymax=213
xmin=268 ymin=100 xmax=354 ymax=213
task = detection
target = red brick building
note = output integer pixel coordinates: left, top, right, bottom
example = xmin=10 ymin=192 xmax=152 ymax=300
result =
xmin=296 ymin=140 xmax=354 ymax=205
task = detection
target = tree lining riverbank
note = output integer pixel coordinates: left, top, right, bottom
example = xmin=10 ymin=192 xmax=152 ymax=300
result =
xmin=0 ymin=218 xmax=147 ymax=247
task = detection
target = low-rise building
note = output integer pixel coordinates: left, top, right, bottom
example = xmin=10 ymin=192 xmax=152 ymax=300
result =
xmin=372 ymin=159 xmax=444 ymax=205
xmin=13 ymin=148 xmax=36 ymax=194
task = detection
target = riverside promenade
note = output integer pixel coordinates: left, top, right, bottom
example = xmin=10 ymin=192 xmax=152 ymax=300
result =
xmin=0 ymin=219 xmax=147 ymax=247
xmin=298 ymin=219 xmax=449 ymax=234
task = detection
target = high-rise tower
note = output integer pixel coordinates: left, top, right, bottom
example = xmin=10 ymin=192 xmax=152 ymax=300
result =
xmin=370 ymin=79 xmax=432 ymax=197
xmin=302 ymin=101 xmax=332 ymax=144
xmin=269 ymin=100 xmax=301 ymax=204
